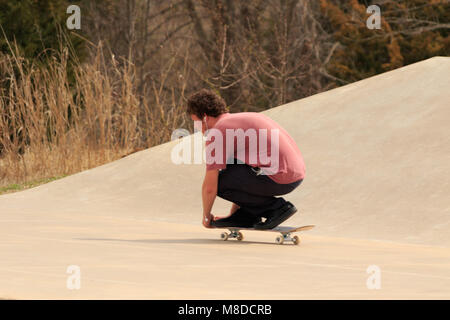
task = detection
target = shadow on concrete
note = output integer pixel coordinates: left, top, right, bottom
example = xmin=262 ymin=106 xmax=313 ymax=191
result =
xmin=74 ymin=237 xmax=279 ymax=246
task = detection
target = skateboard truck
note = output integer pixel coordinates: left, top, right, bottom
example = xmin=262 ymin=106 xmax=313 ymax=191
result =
xmin=275 ymin=232 xmax=300 ymax=245
xmin=220 ymin=229 xmax=244 ymax=241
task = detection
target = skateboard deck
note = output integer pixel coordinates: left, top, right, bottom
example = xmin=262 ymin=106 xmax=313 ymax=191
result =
xmin=217 ymin=225 xmax=315 ymax=245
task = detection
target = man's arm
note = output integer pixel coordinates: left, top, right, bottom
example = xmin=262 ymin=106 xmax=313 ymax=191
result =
xmin=201 ymin=169 xmax=219 ymax=228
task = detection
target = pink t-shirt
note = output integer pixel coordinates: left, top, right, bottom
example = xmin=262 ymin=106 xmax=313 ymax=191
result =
xmin=205 ymin=112 xmax=305 ymax=184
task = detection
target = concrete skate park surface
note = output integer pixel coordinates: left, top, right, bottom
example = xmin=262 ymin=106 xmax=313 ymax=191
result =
xmin=1 ymin=57 xmax=449 ymax=299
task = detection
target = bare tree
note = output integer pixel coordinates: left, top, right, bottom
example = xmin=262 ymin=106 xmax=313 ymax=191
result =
xmin=183 ymin=0 xmax=334 ymax=110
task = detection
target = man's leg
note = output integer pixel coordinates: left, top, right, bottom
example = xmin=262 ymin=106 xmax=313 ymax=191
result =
xmin=229 ymin=203 xmax=240 ymax=215
xmin=213 ymin=161 xmax=302 ymax=227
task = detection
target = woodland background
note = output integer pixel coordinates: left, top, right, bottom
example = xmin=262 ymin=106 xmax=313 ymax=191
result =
xmin=0 ymin=0 xmax=448 ymax=190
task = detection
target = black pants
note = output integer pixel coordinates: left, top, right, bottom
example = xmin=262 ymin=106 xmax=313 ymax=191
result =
xmin=217 ymin=161 xmax=302 ymax=217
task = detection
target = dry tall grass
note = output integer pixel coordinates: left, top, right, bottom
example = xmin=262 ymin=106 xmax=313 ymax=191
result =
xmin=0 ymin=40 xmax=188 ymax=188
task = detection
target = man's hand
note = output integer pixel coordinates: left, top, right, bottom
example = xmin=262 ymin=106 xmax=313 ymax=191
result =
xmin=202 ymin=214 xmax=216 ymax=228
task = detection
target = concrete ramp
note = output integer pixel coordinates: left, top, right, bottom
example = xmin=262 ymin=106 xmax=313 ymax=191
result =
xmin=1 ymin=57 xmax=450 ymax=299
xmin=264 ymin=56 xmax=450 ymax=246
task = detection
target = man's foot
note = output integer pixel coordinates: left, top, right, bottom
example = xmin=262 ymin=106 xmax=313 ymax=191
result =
xmin=253 ymin=202 xmax=297 ymax=230
xmin=211 ymin=208 xmax=261 ymax=228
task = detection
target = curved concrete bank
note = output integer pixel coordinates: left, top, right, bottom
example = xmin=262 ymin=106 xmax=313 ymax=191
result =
xmin=1 ymin=57 xmax=449 ymax=299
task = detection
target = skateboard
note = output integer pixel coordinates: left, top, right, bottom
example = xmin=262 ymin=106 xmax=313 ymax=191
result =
xmin=217 ymin=225 xmax=315 ymax=245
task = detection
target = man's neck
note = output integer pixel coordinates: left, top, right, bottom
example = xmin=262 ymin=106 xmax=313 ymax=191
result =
xmin=209 ymin=113 xmax=228 ymax=128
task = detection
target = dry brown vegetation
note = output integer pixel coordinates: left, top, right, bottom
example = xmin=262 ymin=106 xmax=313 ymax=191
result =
xmin=0 ymin=38 xmax=189 ymax=188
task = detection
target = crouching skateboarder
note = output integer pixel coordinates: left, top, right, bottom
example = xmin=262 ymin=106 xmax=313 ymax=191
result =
xmin=187 ymin=89 xmax=305 ymax=230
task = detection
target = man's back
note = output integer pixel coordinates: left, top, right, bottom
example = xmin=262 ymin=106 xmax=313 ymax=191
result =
xmin=206 ymin=112 xmax=305 ymax=184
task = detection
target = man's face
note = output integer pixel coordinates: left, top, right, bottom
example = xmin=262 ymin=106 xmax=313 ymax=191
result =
xmin=190 ymin=114 xmax=206 ymax=134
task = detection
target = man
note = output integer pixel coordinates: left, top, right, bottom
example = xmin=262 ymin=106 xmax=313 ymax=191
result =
xmin=187 ymin=89 xmax=305 ymax=230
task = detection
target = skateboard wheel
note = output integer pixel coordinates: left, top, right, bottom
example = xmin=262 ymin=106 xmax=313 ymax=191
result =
xmin=237 ymin=232 xmax=244 ymax=241
xmin=220 ymin=232 xmax=229 ymax=241
xmin=292 ymin=235 xmax=300 ymax=245
xmin=276 ymin=236 xmax=284 ymax=245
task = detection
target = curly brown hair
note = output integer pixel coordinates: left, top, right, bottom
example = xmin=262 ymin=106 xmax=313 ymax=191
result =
xmin=186 ymin=89 xmax=228 ymax=118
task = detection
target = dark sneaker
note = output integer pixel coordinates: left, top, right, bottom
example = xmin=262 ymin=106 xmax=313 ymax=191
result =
xmin=253 ymin=202 xmax=297 ymax=230
xmin=211 ymin=208 xmax=261 ymax=228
